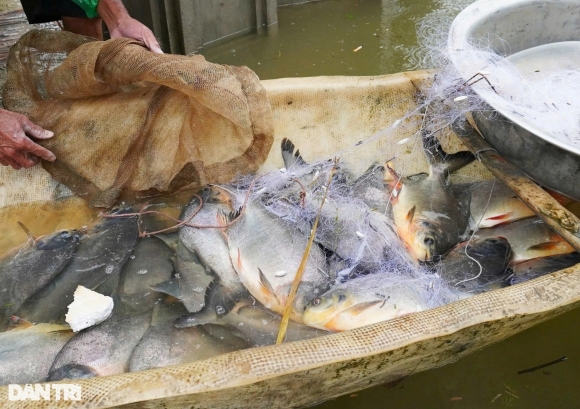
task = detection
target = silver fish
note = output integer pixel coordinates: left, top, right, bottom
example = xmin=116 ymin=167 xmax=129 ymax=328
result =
xmin=179 ymin=186 xmax=246 ymax=312
xmin=222 ymin=199 xmax=330 ymax=323
xmin=48 ymin=311 xmax=151 ymax=381
xmin=302 ymin=271 xmax=456 ymax=332
xmin=17 ymin=210 xmax=139 ymax=324
xmin=388 ymin=131 xmax=474 ymax=261
xmin=129 ymin=321 xmax=247 ymax=372
xmin=467 ymin=179 xmax=535 ymax=229
xmin=175 ymin=300 xmax=327 ymax=347
xmin=0 ymin=321 xmax=73 ymax=386
xmin=0 ymin=230 xmax=82 ymax=324
xmin=475 ymin=217 xmax=575 ymax=264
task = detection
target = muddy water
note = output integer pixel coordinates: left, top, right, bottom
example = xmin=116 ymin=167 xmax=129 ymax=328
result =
xmin=204 ymin=1 xmax=580 ymax=408
xmin=201 ymin=0 xmax=465 ymax=78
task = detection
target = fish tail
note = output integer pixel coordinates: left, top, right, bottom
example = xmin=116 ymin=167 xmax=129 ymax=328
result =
xmin=281 ymin=138 xmax=307 ymax=168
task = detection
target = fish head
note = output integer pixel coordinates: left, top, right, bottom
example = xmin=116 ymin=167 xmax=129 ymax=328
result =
xmin=408 ymin=217 xmax=459 ymax=262
xmin=302 ymin=289 xmax=354 ymax=329
xmin=37 ymin=230 xmax=82 ymax=250
xmin=468 ymin=237 xmax=512 ymax=259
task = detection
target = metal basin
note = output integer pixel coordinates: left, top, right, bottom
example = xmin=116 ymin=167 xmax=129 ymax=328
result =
xmin=448 ymin=0 xmax=580 ymax=200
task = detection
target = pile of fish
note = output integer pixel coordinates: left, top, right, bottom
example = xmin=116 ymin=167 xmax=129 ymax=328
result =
xmin=1 ymin=134 xmax=579 ymax=386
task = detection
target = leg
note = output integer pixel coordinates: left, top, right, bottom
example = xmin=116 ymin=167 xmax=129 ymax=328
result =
xmin=62 ymin=16 xmax=104 ymax=40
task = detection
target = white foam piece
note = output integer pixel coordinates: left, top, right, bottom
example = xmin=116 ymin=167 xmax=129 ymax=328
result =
xmin=65 ymin=286 xmax=114 ymax=332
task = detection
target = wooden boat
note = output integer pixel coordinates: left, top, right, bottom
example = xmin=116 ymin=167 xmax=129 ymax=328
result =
xmin=1 ymin=70 xmax=580 ymax=409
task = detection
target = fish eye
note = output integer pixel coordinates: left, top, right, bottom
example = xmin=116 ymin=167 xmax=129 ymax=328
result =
xmin=311 ymin=297 xmax=322 ymax=306
xmin=424 ymin=237 xmax=435 ymax=246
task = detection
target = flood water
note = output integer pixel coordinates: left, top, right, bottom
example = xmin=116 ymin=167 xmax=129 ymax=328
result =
xmin=202 ymin=1 xmax=580 ymax=408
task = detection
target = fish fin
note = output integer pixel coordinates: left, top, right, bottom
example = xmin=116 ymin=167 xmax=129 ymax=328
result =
xmin=17 ymin=221 xmax=36 ymax=247
xmin=423 ymin=126 xmax=475 ymax=175
xmin=174 ymin=309 xmax=220 ymax=328
xmin=220 ymin=208 xmax=242 ymax=226
xmin=236 ymin=248 xmax=243 ymax=270
xmin=8 ymin=315 xmax=33 ymax=330
xmin=47 ymin=327 xmax=74 ymax=334
xmin=342 ymin=300 xmax=383 ymax=315
xmin=216 ymin=211 xmax=230 ymax=242
xmin=151 ymin=278 xmax=182 ymax=299
xmin=385 ymin=163 xmax=403 ymax=199
xmin=259 ymin=268 xmax=281 ymax=305
xmin=406 ymin=206 xmax=416 ymax=223
xmin=153 ymin=233 xmax=179 ymax=251
xmin=527 ymin=241 xmax=563 ymax=251
xmin=485 ymin=212 xmax=513 ymax=221
xmin=216 ymin=210 xmax=229 ymax=228
xmin=443 ymin=151 xmax=476 ymax=174
xmin=281 ymin=138 xmax=307 ymax=168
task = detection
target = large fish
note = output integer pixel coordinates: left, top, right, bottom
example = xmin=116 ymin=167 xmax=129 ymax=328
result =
xmin=475 ymin=217 xmax=575 ymax=264
xmin=302 ymin=272 xmax=456 ymax=332
xmin=437 ymin=237 xmax=512 ymax=293
xmin=129 ymin=320 xmax=248 ymax=372
xmin=175 ymin=299 xmax=327 ymax=346
xmin=17 ymin=210 xmax=139 ymax=324
xmin=0 ymin=230 xmax=82 ymax=324
xmin=312 ymin=198 xmax=397 ymax=272
xmin=221 ymin=198 xmax=330 ymax=323
xmin=467 ymin=180 xmax=535 ymax=229
xmin=509 ymin=252 xmax=580 ymax=285
xmin=48 ymin=311 xmax=151 ymax=381
xmin=388 ymin=131 xmax=474 ymax=261
xmin=0 ymin=319 xmax=73 ymax=385
xmin=278 ymin=139 xmax=397 ymax=271
xmin=118 ymin=237 xmax=175 ymax=313
xmin=179 ymin=186 xmax=246 ymax=313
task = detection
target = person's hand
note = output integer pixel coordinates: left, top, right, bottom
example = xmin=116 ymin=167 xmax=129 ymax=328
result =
xmin=0 ymin=108 xmax=56 ymax=170
xmin=108 ymin=16 xmax=163 ymax=54
xmin=98 ymin=0 xmax=163 ymax=54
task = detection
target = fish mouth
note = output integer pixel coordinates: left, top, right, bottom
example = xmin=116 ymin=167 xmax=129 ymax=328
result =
xmin=302 ymin=307 xmax=340 ymax=329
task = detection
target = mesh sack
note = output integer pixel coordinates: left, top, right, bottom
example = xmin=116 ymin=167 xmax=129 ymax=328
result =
xmin=2 ymin=30 xmax=274 ymax=207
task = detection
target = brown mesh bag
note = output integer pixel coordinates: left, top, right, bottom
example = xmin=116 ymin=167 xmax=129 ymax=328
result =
xmin=2 ymin=30 xmax=274 ymax=207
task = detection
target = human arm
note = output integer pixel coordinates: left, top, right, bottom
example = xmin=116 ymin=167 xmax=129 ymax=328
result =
xmin=97 ymin=0 xmax=163 ymax=54
xmin=0 ymin=109 xmax=56 ymax=170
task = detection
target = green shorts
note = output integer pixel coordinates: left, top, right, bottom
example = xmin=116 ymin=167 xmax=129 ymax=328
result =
xmin=21 ymin=0 xmax=91 ymax=24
